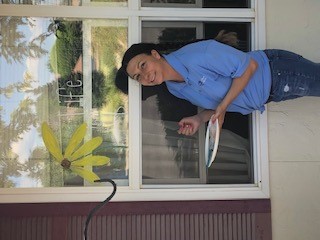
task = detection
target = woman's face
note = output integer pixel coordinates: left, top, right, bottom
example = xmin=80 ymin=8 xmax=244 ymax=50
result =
xmin=126 ymin=50 xmax=165 ymax=86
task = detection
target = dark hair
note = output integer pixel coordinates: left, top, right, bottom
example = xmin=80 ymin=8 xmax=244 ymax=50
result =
xmin=115 ymin=30 xmax=238 ymax=94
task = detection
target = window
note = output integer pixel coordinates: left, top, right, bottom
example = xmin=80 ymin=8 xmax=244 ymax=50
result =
xmin=141 ymin=21 xmax=253 ymax=185
xmin=0 ymin=0 xmax=269 ymax=203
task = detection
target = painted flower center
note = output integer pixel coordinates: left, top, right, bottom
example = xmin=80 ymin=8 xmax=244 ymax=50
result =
xmin=61 ymin=159 xmax=71 ymax=169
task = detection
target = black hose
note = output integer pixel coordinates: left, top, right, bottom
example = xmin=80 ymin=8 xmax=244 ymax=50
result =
xmin=84 ymin=179 xmax=117 ymax=240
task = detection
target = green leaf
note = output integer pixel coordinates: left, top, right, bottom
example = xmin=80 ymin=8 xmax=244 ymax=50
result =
xmin=70 ymin=137 xmax=103 ymax=161
xmin=64 ymin=123 xmax=87 ymax=159
xmin=70 ymin=166 xmax=100 ymax=183
xmin=41 ymin=122 xmax=63 ymax=162
xmin=71 ymin=155 xmax=110 ymax=167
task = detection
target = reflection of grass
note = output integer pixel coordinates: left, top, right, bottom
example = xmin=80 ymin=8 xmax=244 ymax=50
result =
xmin=98 ymin=105 xmax=114 ymax=128
xmin=89 ymin=25 xmax=129 ymax=178
xmin=91 ymin=25 xmax=127 ymax=126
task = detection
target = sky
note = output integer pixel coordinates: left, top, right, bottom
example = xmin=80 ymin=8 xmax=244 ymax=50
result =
xmin=1 ymin=17 xmax=57 ymax=187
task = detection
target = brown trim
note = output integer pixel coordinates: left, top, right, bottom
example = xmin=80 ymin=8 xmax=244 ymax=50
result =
xmin=255 ymin=212 xmax=272 ymax=240
xmin=0 ymin=199 xmax=270 ymax=217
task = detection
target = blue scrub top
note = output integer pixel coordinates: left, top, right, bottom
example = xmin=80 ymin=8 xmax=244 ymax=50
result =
xmin=164 ymin=40 xmax=272 ymax=115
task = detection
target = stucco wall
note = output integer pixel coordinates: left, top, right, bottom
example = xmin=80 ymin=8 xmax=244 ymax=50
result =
xmin=266 ymin=1 xmax=320 ymax=239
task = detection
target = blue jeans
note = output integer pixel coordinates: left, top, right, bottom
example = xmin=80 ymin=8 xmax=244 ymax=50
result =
xmin=264 ymin=49 xmax=320 ymax=102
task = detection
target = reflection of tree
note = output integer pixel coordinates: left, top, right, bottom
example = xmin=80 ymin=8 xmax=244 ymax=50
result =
xmin=0 ymin=98 xmax=38 ymax=187
xmin=0 ymin=77 xmax=61 ymax=187
xmin=8 ymin=98 xmax=38 ymax=142
xmin=1 ymin=0 xmax=33 ymax=4
xmin=57 ymin=70 xmax=109 ymax=109
xmin=49 ymin=21 xmax=82 ymax=77
xmin=0 ymin=109 xmax=23 ymax=187
xmin=0 ymin=72 xmax=35 ymax=98
xmin=91 ymin=26 xmax=127 ymax=110
xmin=32 ymin=19 xmax=65 ymax=45
xmin=0 ymin=17 xmax=47 ymax=64
xmin=24 ymin=146 xmax=63 ymax=187
xmin=0 ymin=18 xmax=84 ymax=187
xmin=0 ymin=151 xmax=24 ymax=188
xmin=158 ymin=28 xmax=196 ymax=46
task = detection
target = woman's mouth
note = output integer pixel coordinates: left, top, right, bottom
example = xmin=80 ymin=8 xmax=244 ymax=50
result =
xmin=150 ymin=73 xmax=156 ymax=84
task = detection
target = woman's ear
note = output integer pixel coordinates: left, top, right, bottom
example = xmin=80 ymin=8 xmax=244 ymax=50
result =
xmin=151 ymin=49 xmax=161 ymax=59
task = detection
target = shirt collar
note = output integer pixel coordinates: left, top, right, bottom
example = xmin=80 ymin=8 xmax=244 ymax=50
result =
xmin=163 ymin=53 xmax=190 ymax=84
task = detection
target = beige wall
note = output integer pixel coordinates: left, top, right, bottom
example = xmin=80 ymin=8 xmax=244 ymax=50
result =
xmin=266 ymin=1 xmax=320 ymax=239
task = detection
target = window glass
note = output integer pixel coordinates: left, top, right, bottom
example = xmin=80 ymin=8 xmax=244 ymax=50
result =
xmin=141 ymin=0 xmax=249 ymax=8
xmin=141 ymin=21 xmax=253 ymax=185
xmin=0 ymin=0 xmax=127 ymax=6
xmin=203 ymin=0 xmax=249 ymax=8
xmin=0 ymin=17 xmax=128 ymax=188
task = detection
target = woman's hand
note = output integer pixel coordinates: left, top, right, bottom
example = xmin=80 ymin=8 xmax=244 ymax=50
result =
xmin=211 ymin=104 xmax=226 ymax=130
xmin=178 ymin=115 xmax=202 ymax=136
xmin=178 ymin=110 xmax=214 ymax=136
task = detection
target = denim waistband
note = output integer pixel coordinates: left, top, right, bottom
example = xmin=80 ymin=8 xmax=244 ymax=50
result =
xmin=263 ymin=50 xmax=273 ymax=103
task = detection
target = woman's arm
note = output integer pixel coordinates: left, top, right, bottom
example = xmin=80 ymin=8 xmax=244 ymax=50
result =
xmin=212 ymin=58 xmax=258 ymax=128
xmin=178 ymin=58 xmax=258 ymax=136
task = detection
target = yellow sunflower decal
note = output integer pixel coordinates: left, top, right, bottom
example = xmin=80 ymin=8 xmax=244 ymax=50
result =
xmin=41 ymin=122 xmax=110 ymax=183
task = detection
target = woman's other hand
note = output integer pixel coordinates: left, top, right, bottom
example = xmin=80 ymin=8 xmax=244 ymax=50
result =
xmin=177 ymin=109 xmax=214 ymax=136
xmin=178 ymin=115 xmax=202 ymax=136
xmin=210 ymin=105 xmax=226 ymax=130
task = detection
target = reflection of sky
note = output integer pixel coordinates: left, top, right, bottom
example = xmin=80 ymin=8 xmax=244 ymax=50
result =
xmin=1 ymin=17 xmax=56 ymax=187
xmin=10 ymin=173 xmax=42 ymax=188
xmin=1 ymin=18 xmax=56 ymax=124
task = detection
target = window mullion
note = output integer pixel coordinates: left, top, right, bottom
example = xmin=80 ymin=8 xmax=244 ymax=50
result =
xmin=0 ymin=5 xmax=132 ymax=19
xmin=128 ymin=16 xmax=142 ymax=190
xmin=128 ymin=0 xmax=140 ymax=10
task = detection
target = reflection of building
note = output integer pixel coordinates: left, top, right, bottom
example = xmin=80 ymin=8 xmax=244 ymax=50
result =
xmin=112 ymin=106 xmax=126 ymax=146
xmin=72 ymin=55 xmax=83 ymax=73
xmin=72 ymin=55 xmax=97 ymax=73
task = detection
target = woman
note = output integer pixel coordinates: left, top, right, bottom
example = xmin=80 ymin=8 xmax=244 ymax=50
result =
xmin=115 ymin=36 xmax=320 ymax=136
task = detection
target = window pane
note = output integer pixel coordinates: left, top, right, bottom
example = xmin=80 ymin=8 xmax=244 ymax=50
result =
xmin=142 ymin=23 xmax=203 ymax=184
xmin=0 ymin=0 xmax=127 ymax=6
xmin=203 ymin=0 xmax=249 ymax=8
xmin=141 ymin=0 xmax=249 ymax=8
xmin=0 ymin=17 xmax=128 ymax=188
xmin=141 ymin=21 xmax=253 ymax=184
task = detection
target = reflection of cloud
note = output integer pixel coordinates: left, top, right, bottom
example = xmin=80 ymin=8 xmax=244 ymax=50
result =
xmin=24 ymin=18 xmax=55 ymax=87
xmin=26 ymin=58 xmax=40 ymax=83
xmin=30 ymin=18 xmax=47 ymax=37
xmin=10 ymin=126 xmax=44 ymax=187
xmin=11 ymin=173 xmax=42 ymax=188
xmin=24 ymin=18 xmax=44 ymax=84
xmin=11 ymin=126 xmax=42 ymax=164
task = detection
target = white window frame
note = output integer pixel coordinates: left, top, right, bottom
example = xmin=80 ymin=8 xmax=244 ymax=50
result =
xmin=0 ymin=0 xmax=269 ymax=203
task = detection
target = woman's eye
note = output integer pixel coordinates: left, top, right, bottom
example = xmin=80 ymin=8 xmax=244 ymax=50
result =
xmin=141 ymin=62 xmax=145 ymax=69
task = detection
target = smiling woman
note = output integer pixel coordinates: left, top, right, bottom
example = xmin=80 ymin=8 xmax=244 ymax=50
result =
xmin=126 ymin=49 xmax=183 ymax=86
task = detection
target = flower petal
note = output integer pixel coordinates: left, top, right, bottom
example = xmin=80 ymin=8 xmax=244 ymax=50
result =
xmin=71 ymin=155 xmax=110 ymax=167
xmin=70 ymin=166 xmax=100 ymax=183
xmin=64 ymin=123 xmax=87 ymax=159
xmin=70 ymin=137 xmax=103 ymax=161
xmin=41 ymin=122 xmax=64 ymax=162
